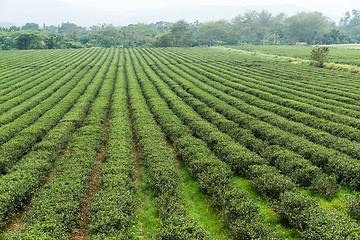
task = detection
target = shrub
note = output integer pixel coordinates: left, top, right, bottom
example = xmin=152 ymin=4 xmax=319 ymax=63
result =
xmin=310 ymin=47 xmax=329 ymax=68
xmin=346 ymin=194 xmax=360 ymax=221
xmin=249 ymin=165 xmax=296 ymax=199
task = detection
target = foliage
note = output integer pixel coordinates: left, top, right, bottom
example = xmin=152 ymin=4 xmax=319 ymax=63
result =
xmin=287 ymin=12 xmax=332 ymax=45
xmin=340 ymin=9 xmax=360 ymax=42
xmin=2 ymin=9 xmax=360 ymax=50
xmin=196 ymin=20 xmax=230 ymax=46
xmin=279 ymin=192 xmax=360 ymax=239
xmin=21 ymin=22 xmax=40 ymax=31
xmin=152 ymin=30 xmax=174 ymax=47
xmin=310 ymin=46 xmax=329 ymax=67
xmin=231 ymin=45 xmax=360 ymax=66
xmin=346 ymin=194 xmax=360 ymax=221
xmin=15 ymin=32 xmax=41 ymax=50
xmin=2 ymin=47 xmax=360 ymax=239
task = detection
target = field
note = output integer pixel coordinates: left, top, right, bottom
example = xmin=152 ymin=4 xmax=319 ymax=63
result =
xmin=232 ymin=45 xmax=360 ymax=66
xmin=0 ymin=47 xmax=360 ymax=239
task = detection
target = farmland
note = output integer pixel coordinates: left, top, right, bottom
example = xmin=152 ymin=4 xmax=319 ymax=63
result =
xmin=0 ymin=47 xmax=360 ymax=239
xmin=230 ymin=45 xmax=360 ymax=66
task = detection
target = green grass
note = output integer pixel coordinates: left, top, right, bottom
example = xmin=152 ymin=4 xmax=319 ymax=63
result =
xmin=139 ymin=146 xmax=232 ymax=239
xmin=138 ymin=167 xmax=161 ymax=239
xmin=228 ymin=45 xmax=360 ymax=66
xmin=299 ymin=186 xmax=357 ymax=215
xmin=178 ymin=161 xmax=231 ymax=240
xmin=234 ymin=177 xmax=302 ymax=240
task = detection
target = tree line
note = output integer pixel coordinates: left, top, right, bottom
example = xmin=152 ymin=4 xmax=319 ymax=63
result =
xmin=1 ymin=9 xmax=360 ymax=50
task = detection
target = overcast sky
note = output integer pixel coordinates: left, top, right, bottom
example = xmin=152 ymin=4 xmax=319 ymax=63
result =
xmin=57 ymin=0 xmax=359 ymax=13
xmin=1 ymin=0 xmax=359 ymax=26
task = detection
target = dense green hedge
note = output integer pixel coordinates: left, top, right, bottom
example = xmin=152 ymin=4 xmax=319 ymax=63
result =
xmin=9 ymin=49 xmax=114 ymax=238
xmin=130 ymin=49 xmax=277 ymax=239
xmin=0 ymin=50 xmax=105 ymax=175
xmin=87 ymin=50 xmax=138 ymax=239
xmin=141 ymin=48 xmax=338 ymax=198
xmin=146 ymin=48 xmax=360 ymax=191
xmin=126 ymin=49 xmax=209 ymax=239
xmin=279 ymin=192 xmax=360 ymax=239
xmin=132 ymin=48 xmax=360 ymax=238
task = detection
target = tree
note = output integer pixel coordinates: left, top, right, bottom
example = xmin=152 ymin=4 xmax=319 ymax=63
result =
xmin=8 ymin=26 xmax=20 ymax=32
xmin=58 ymin=22 xmax=83 ymax=41
xmin=21 ymin=23 xmax=40 ymax=31
xmin=340 ymin=9 xmax=360 ymax=43
xmin=15 ymin=33 xmax=40 ymax=49
xmin=242 ymin=10 xmax=259 ymax=45
xmin=170 ymin=20 xmax=192 ymax=47
xmin=90 ymin=24 xmax=122 ymax=48
xmin=340 ymin=9 xmax=360 ymax=30
xmin=44 ymin=34 xmax=56 ymax=49
xmin=153 ymin=21 xmax=172 ymax=33
xmin=231 ymin=14 xmax=245 ymax=45
xmin=287 ymin=12 xmax=332 ymax=45
xmin=152 ymin=30 xmax=173 ymax=47
xmin=256 ymin=10 xmax=273 ymax=45
xmin=310 ymin=47 xmax=329 ymax=68
xmin=54 ymin=34 xmax=65 ymax=48
xmin=196 ymin=20 xmax=230 ymax=46
xmin=322 ymin=28 xmax=351 ymax=44
xmin=270 ymin=13 xmax=288 ymax=45
xmin=122 ymin=23 xmax=159 ymax=47
xmin=0 ymin=33 xmax=14 ymax=50
xmin=44 ymin=25 xmax=58 ymax=34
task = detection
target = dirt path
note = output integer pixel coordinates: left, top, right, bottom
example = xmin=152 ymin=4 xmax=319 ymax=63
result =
xmin=3 ymin=139 xmax=73 ymax=236
xmin=165 ymin=138 xmax=180 ymax=166
xmin=70 ymin=108 xmax=110 ymax=240
xmin=128 ymin=101 xmax=145 ymax=240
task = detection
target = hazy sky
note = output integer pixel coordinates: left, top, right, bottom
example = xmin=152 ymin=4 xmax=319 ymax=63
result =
xmin=1 ymin=0 xmax=359 ymax=26
xmin=56 ymin=0 xmax=359 ymax=13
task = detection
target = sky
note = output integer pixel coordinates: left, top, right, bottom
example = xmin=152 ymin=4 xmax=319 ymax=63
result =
xmin=1 ymin=0 xmax=359 ymax=26
xmin=56 ymin=0 xmax=358 ymax=14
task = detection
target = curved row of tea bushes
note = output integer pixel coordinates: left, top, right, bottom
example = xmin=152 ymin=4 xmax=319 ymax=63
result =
xmin=0 ymin=50 xmax=109 ymax=175
xmin=0 ymin=49 xmax=94 ymax=116
xmin=161 ymin=50 xmax=360 ymax=143
xmin=129 ymin=49 xmax=277 ymax=239
xmin=126 ymin=50 xmax=209 ymax=239
xmin=0 ymin=50 xmax=67 ymax=83
xmin=277 ymin=191 xmax=360 ymax=239
xmin=197 ymin=66 xmax=360 ymax=139
xmin=141 ymin=48 xmax=338 ymax=198
xmin=233 ymin=50 xmax=360 ymax=99
xmin=135 ymin=49 xmax=298 ymax=228
xmin=0 ymin=49 xmax=85 ymax=97
xmin=146 ymin=49 xmax=360 ymax=190
xmin=10 ymin=49 xmax=116 ymax=239
xmin=134 ymin=49 xmax=360 ymax=239
xmin=88 ymin=50 xmax=138 ymax=239
xmin=209 ymin=61 xmax=360 ymax=114
xmin=0 ymin=48 xmax=59 ymax=67
xmin=166 ymin=48 xmax=360 ymax=104
xmin=0 ymin=50 xmax=99 ymax=134
xmin=168 ymin=49 xmax=360 ymax=116
xmin=0 ymin=49 xmax=85 ymax=101
xmin=191 ymin=47 xmax=360 ymax=87
xmin=0 ymin=49 xmax=100 ymax=143
xmin=0 ymin=48 xmax=110 ymax=231
xmin=152 ymin=50 xmax=360 ymax=160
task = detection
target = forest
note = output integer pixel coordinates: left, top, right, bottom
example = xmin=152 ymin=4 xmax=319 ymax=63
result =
xmin=1 ymin=9 xmax=360 ymax=50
